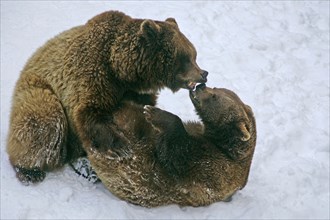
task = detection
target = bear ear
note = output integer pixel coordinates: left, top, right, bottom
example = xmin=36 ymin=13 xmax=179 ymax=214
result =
xmin=165 ymin=18 xmax=178 ymax=27
xmin=237 ymin=122 xmax=251 ymax=141
xmin=139 ymin=19 xmax=160 ymax=39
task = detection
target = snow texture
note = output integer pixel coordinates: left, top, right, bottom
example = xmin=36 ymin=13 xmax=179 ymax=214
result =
xmin=1 ymin=1 xmax=329 ymax=219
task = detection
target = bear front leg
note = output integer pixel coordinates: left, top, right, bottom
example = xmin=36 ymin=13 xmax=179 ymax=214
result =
xmin=144 ymin=105 xmax=197 ymax=178
xmin=143 ymin=105 xmax=185 ymax=133
xmin=123 ymin=90 xmax=158 ymax=106
xmin=74 ymin=106 xmax=131 ymax=157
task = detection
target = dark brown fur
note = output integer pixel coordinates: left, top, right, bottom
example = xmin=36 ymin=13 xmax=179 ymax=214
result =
xmin=88 ymin=85 xmax=257 ymax=207
xmin=7 ymin=11 xmax=207 ymax=184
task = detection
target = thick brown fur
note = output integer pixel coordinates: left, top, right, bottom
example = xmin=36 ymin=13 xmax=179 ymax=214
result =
xmin=7 ymin=11 xmax=208 ymax=184
xmin=88 ymin=84 xmax=257 ymax=207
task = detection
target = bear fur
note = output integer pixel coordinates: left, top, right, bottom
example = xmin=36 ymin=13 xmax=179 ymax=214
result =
xmin=87 ymin=84 xmax=257 ymax=207
xmin=7 ymin=10 xmax=208 ymax=184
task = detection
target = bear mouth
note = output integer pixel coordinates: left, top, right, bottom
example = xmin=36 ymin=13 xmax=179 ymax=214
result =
xmin=195 ymin=83 xmax=206 ymax=91
xmin=189 ymin=83 xmax=206 ymax=104
xmin=187 ymin=81 xmax=197 ymax=90
xmin=187 ymin=82 xmax=206 ymax=91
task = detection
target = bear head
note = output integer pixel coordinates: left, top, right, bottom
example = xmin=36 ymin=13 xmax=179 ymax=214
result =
xmin=189 ymin=83 xmax=256 ymax=160
xmin=138 ymin=18 xmax=208 ymax=92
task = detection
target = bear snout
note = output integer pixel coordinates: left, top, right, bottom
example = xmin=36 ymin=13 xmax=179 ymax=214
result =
xmin=200 ymin=70 xmax=208 ymax=82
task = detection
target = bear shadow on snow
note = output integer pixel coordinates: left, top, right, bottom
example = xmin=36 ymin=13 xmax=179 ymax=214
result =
xmin=85 ymin=83 xmax=257 ymax=207
xmin=6 ymin=10 xmax=208 ymax=184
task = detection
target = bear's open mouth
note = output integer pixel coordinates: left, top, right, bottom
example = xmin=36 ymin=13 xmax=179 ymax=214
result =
xmin=189 ymin=83 xmax=206 ymax=103
xmin=187 ymin=82 xmax=206 ymax=91
xmin=187 ymin=81 xmax=197 ymax=90
xmin=189 ymin=90 xmax=200 ymax=108
xmin=189 ymin=90 xmax=198 ymax=101
xmin=195 ymin=83 xmax=206 ymax=91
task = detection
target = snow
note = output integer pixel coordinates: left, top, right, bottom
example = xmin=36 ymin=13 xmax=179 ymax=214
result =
xmin=1 ymin=1 xmax=329 ymax=219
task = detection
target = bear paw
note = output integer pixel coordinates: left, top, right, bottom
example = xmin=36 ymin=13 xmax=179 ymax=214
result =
xmin=70 ymin=157 xmax=100 ymax=183
xmin=144 ymin=105 xmax=182 ymax=132
xmin=14 ymin=166 xmax=46 ymax=185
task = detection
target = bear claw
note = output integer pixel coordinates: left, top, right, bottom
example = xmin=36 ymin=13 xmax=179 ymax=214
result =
xmin=143 ymin=105 xmax=158 ymax=121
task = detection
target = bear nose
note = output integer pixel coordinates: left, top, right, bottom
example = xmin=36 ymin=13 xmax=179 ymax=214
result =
xmin=201 ymin=70 xmax=208 ymax=81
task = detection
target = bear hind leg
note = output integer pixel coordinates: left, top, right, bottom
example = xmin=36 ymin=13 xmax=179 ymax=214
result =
xmin=7 ymin=83 xmax=68 ymax=184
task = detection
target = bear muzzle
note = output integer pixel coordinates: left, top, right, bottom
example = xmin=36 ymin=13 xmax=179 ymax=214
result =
xmin=186 ymin=70 xmax=208 ymax=90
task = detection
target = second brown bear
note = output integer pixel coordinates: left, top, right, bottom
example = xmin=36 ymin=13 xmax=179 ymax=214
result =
xmin=87 ymin=84 xmax=257 ymax=207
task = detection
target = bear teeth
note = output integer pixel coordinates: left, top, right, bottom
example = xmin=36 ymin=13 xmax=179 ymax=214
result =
xmin=187 ymin=82 xmax=196 ymax=90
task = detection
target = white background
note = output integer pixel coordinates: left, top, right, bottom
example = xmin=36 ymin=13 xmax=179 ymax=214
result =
xmin=1 ymin=1 xmax=329 ymax=219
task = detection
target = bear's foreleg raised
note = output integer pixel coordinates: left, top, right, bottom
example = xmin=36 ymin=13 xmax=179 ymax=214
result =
xmin=144 ymin=105 xmax=199 ymax=178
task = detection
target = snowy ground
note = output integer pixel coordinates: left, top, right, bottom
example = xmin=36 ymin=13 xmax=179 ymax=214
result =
xmin=1 ymin=1 xmax=329 ymax=219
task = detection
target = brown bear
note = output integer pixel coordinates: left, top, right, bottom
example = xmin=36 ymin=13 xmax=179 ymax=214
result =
xmin=87 ymin=83 xmax=257 ymax=207
xmin=6 ymin=10 xmax=208 ymax=184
